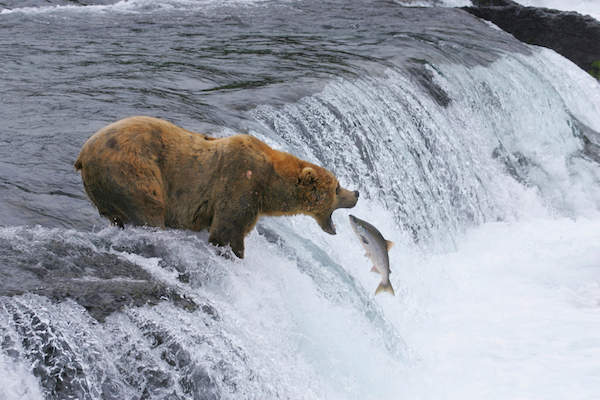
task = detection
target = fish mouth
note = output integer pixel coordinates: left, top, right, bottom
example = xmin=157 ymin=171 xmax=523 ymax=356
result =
xmin=348 ymin=214 xmax=361 ymax=233
xmin=318 ymin=213 xmax=336 ymax=235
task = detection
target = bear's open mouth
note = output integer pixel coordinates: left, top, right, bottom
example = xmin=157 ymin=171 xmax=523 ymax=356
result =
xmin=320 ymin=213 xmax=336 ymax=235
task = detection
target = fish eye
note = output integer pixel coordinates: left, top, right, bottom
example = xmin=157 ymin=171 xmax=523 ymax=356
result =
xmin=335 ymin=183 xmax=340 ymax=195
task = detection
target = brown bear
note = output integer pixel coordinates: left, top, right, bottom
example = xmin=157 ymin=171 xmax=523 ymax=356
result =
xmin=75 ymin=116 xmax=359 ymax=258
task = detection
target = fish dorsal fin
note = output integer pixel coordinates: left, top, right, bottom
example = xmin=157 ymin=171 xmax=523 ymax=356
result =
xmin=370 ymin=266 xmax=380 ymax=274
xmin=386 ymin=240 xmax=394 ymax=251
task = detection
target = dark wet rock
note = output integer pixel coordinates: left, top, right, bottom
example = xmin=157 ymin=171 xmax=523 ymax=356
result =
xmin=463 ymin=0 xmax=600 ymax=78
xmin=0 ymin=229 xmax=197 ymax=321
xmin=1 ymin=251 xmax=232 ymax=398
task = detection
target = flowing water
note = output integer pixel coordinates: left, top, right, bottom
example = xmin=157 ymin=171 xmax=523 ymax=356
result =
xmin=1 ymin=0 xmax=600 ymax=399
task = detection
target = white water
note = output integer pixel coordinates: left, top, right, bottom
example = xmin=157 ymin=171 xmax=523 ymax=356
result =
xmin=396 ymin=217 xmax=600 ymax=399
xmin=2 ymin=38 xmax=600 ymax=400
xmin=0 ymin=353 xmax=45 ymax=400
xmin=0 ymin=0 xmax=267 ymax=15
xmin=235 ymin=46 xmax=600 ymax=398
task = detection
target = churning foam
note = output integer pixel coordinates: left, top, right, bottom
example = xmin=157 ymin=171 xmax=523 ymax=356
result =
xmin=393 ymin=216 xmax=600 ymax=399
xmin=0 ymin=353 xmax=44 ymax=400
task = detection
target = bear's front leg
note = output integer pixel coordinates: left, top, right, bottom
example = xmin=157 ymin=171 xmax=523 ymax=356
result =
xmin=208 ymin=194 xmax=259 ymax=259
xmin=208 ymin=227 xmax=246 ymax=259
xmin=230 ymin=234 xmax=246 ymax=259
xmin=208 ymin=212 xmax=256 ymax=259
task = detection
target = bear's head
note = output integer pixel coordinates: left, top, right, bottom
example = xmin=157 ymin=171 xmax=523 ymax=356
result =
xmin=298 ymin=166 xmax=359 ymax=234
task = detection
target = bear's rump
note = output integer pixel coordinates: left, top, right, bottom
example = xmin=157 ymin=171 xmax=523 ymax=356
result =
xmin=81 ymin=157 xmax=166 ymax=227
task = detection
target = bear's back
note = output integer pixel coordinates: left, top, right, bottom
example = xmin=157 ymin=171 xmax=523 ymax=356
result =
xmin=77 ymin=117 xmax=189 ymax=166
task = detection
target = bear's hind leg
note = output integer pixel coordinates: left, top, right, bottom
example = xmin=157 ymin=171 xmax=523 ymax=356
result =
xmin=82 ymin=162 xmax=166 ymax=229
xmin=92 ymin=185 xmax=165 ymax=228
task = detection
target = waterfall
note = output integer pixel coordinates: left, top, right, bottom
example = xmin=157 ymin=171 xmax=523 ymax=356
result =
xmin=1 ymin=2 xmax=600 ymax=398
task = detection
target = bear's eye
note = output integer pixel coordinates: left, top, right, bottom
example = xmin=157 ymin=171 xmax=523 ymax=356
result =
xmin=335 ymin=184 xmax=340 ymax=195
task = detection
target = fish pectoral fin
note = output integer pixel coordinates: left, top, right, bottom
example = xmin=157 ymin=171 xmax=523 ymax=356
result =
xmin=375 ymin=281 xmax=395 ymax=296
xmin=386 ymin=240 xmax=394 ymax=251
xmin=370 ymin=265 xmax=380 ymax=274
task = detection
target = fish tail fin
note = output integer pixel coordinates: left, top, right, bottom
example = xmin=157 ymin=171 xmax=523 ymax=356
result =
xmin=375 ymin=280 xmax=395 ymax=296
xmin=386 ymin=240 xmax=394 ymax=251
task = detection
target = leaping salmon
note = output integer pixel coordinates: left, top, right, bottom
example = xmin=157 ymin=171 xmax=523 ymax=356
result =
xmin=349 ymin=214 xmax=395 ymax=296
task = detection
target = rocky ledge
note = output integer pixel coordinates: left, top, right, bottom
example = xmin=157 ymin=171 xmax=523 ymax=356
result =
xmin=0 ymin=228 xmax=200 ymax=321
xmin=463 ymin=0 xmax=600 ymax=79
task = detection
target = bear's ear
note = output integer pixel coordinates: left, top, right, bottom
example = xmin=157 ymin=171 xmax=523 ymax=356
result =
xmin=299 ymin=167 xmax=317 ymax=186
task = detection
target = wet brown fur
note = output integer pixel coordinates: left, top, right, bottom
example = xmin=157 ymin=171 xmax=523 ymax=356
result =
xmin=75 ymin=116 xmax=358 ymax=258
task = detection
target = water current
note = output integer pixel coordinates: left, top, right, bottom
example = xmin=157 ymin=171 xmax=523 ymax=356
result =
xmin=1 ymin=0 xmax=599 ymax=399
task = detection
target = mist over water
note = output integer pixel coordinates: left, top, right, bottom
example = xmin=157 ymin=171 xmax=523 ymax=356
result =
xmin=1 ymin=0 xmax=600 ymax=399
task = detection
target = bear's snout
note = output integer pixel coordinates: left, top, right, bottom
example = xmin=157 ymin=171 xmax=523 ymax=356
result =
xmin=336 ymin=187 xmax=359 ymax=209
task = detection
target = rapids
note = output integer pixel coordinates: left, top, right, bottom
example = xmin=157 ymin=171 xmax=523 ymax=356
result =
xmin=1 ymin=0 xmax=599 ymax=399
